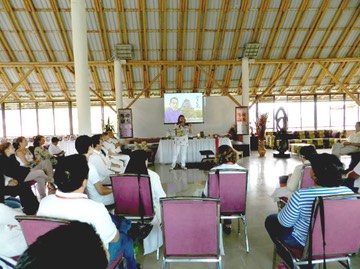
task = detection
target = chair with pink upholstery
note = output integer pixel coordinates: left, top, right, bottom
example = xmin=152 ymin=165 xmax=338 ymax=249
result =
xmin=207 ymin=168 xmax=250 ymax=252
xmin=111 ymin=173 xmax=160 ymax=260
xmin=273 ymin=193 xmax=360 ymax=269
xmin=15 ymin=215 xmax=124 ymax=269
xmin=160 ymin=197 xmax=221 ymax=269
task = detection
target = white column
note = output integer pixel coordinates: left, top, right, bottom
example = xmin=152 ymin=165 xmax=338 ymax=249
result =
xmin=114 ymin=59 xmax=124 ymax=137
xmin=242 ymin=57 xmax=250 ymax=145
xmin=114 ymin=59 xmax=123 ymax=110
xmin=71 ymin=0 xmax=91 ymax=135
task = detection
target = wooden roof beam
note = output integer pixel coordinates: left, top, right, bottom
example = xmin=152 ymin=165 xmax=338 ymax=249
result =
xmin=196 ymin=64 xmax=240 ymax=106
xmin=126 ymin=67 xmax=168 ymax=108
xmin=0 ymin=67 xmax=35 ymax=104
xmin=317 ymin=61 xmax=360 ymax=106
xmin=250 ymin=63 xmax=294 ymax=108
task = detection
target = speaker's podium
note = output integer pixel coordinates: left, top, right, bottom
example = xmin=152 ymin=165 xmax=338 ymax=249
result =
xmin=199 ymin=150 xmax=215 ymax=170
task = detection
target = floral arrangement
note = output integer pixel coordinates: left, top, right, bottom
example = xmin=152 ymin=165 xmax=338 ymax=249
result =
xmin=255 ymin=113 xmax=268 ymax=140
xmin=103 ymin=117 xmax=115 ymax=132
xmin=134 ymin=141 xmax=148 ymax=151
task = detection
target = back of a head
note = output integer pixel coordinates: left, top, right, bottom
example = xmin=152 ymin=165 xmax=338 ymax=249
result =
xmin=54 ymin=154 xmax=89 ymax=192
xmin=308 ymin=153 xmax=344 ymax=187
xmin=91 ymin=134 xmax=102 ymax=148
xmin=125 ymin=150 xmax=148 ymax=175
xmin=51 ymin=137 xmax=59 ymax=143
xmin=215 ymin=145 xmax=238 ymax=164
xmin=15 ymin=221 xmax=108 ymax=269
xmin=75 ymin=135 xmax=92 ymax=155
xmin=299 ymin=145 xmax=317 ymax=160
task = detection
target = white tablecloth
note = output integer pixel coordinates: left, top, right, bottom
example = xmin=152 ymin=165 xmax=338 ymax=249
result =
xmin=155 ymin=137 xmax=232 ymax=164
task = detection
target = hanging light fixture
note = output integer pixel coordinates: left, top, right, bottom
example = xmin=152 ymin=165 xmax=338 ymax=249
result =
xmin=115 ymin=44 xmax=134 ymax=60
xmin=243 ymin=43 xmax=261 ymax=59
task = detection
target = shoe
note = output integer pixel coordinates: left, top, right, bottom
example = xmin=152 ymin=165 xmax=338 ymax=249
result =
xmin=222 ymin=224 xmax=231 ymax=235
xmin=181 ymin=166 xmax=187 ymax=170
xmin=170 ymin=164 xmax=176 ymax=170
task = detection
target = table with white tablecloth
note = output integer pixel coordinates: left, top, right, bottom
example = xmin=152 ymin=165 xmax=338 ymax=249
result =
xmin=155 ymin=137 xmax=232 ymax=164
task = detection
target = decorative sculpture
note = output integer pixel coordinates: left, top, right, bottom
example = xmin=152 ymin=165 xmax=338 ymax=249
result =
xmin=273 ymin=107 xmax=290 ymax=158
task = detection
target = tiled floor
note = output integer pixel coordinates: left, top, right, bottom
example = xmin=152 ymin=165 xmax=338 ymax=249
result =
xmin=138 ymin=149 xmax=360 ymax=268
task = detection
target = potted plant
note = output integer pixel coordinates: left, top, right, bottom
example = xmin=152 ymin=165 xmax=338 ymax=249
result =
xmin=255 ymin=113 xmax=268 ymax=157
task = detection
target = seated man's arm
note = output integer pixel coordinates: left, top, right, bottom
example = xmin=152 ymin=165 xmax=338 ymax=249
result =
xmin=93 ymin=181 xmax=113 ymax=196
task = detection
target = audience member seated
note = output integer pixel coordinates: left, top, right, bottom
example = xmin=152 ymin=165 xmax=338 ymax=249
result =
xmin=102 ymin=132 xmax=130 ymax=168
xmin=331 ymin=121 xmax=360 ymax=157
xmin=103 ymin=131 xmax=123 ymax=154
xmin=271 ymin=146 xmax=317 ymax=201
xmin=0 ymin=142 xmax=52 ymax=199
xmin=0 ymin=171 xmax=39 ymax=215
xmin=265 ymin=153 xmax=354 ymax=268
xmin=15 ymin=221 xmax=109 ymax=269
xmin=203 ymin=145 xmax=246 ymax=235
xmin=90 ymin=134 xmax=122 ymax=184
xmin=48 ymin=136 xmax=65 ymax=160
xmin=0 ymin=203 xmax=27 ymax=259
xmin=76 ymin=135 xmax=114 ymax=206
xmin=14 ymin=136 xmax=54 ymax=180
xmin=124 ymin=150 xmax=167 ymax=255
xmin=33 ymin=135 xmax=57 ymax=168
xmin=342 ymin=161 xmax=360 ymax=193
xmin=36 ymin=153 xmax=138 ymax=269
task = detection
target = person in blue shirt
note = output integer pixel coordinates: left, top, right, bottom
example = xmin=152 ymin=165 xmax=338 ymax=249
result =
xmin=265 ymin=153 xmax=354 ymax=268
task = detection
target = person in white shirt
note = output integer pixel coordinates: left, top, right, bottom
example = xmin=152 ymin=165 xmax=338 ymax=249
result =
xmin=89 ymin=134 xmax=123 ymax=184
xmin=37 ymin=152 xmax=138 ymax=268
xmin=102 ymin=132 xmax=130 ymax=168
xmin=331 ymin=122 xmax=360 ymax=157
xmin=48 ymin=137 xmax=65 ymax=157
xmin=76 ymin=135 xmax=114 ymax=206
xmin=171 ymin=115 xmax=192 ymax=170
xmin=0 ymin=203 xmax=27 ymax=258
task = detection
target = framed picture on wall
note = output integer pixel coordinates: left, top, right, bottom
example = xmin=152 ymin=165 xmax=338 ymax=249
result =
xmin=235 ymin=106 xmax=249 ymax=135
xmin=118 ymin=108 xmax=133 ymax=138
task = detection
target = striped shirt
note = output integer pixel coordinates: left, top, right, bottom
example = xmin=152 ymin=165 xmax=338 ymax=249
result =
xmin=278 ymin=186 xmax=354 ymax=246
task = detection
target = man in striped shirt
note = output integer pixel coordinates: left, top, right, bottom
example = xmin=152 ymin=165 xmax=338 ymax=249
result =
xmin=265 ymin=153 xmax=354 ymax=268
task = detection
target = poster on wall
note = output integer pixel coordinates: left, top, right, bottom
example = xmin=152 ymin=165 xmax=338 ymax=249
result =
xmin=118 ymin=108 xmax=133 ymax=138
xmin=235 ymin=106 xmax=249 ymax=135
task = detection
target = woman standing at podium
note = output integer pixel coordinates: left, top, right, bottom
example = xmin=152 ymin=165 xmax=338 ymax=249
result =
xmin=171 ymin=115 xmax=192 ymax=170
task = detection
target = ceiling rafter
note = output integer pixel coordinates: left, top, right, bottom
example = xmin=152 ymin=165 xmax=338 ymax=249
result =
xmin=138 ymin=0 xmax=150 ymax=98
xmin=159 ymin=0 xmax=167 ymax=96
xmin=2 ymin=0 xmax=52 ymax=99
xmin=115 ymin=0 xmax=133 ymax=97
xmin=24 ymin=0 xmax=69 ymax=100
xmin=205 ymin=0 xmax=230 ymax=92
xmin=192 ymin=0 xmax=207 ymax=91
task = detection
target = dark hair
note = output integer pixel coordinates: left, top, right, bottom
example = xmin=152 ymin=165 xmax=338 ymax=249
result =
xmin=15 ymin=221 xmax=108 ymax=269
xmin=308 ymin=153 xmax=344 ymax=187
xmin=0 ymin=142 xmax=12 ymax=154
xmin=215 ymin=145 xmax=238 ymax=164
xmin=299 ymin=145 xmax=317 ymax=160
xmin=54 ymin=154 xmax=89 ymax=192
xmin=75 ymin=135 xmax=92 ymax=155
xmin=51 ymin=137 xmax=60 ymax=143
xmin=91 ymin=134 xmax=102 ymax=149
xmin=14 ymin=136 xmax=26 ymax=150
xmin=177 ymin=114 xmax=185 ymax=124
xmin=33 ymin=135 xmax=44 ymax=148
xmin=124 ymin=150 xmax=148 ymax=175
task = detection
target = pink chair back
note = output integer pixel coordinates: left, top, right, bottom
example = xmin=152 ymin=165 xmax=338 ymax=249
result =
xmin=299 ymin=166 xmax=314 ymax=189
xmin=208 ymin=169 xmax=248 ymax=214
xmin=305 ymin=194 xmax=360 ymax=260
xmin=111 ymin=174 xmax=154 ymax=218
xmin=161 ymin=197 xmax=220 ymax=257
xmin=15 ymin=215 xmax=123 ymax=269
xmin=15 ymin=215 xmax=69 ymax=245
